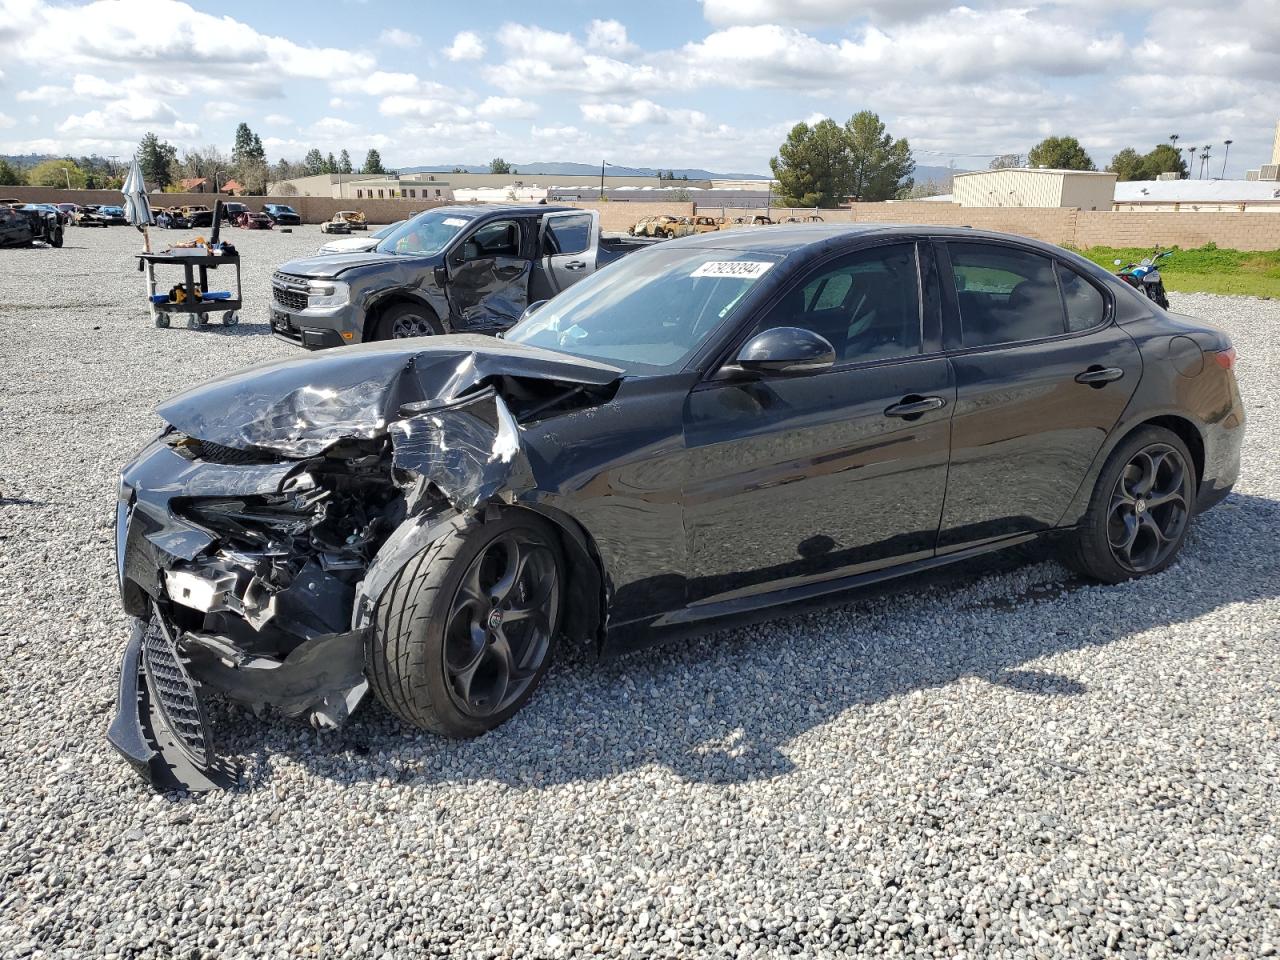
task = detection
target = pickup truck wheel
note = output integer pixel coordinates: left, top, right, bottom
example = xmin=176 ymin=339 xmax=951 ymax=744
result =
xmin=50 ymin=227 xmax=64 ymax=248
xmin=375 ymin=303 xmax=443 ymax=341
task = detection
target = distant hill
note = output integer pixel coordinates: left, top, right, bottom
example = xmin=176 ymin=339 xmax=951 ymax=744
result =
xmin=400 ymin=161 xmax=966 ymax=185
xmin=400 ymin=162 xmax=771 ymax=180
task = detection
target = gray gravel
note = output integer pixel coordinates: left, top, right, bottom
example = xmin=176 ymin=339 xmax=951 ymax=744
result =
xmin=1 ymin=228 xmax=1278 ymax=959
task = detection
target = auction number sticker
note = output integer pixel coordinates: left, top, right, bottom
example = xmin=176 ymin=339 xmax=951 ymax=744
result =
xmin=443 ymin=217 xmax=469 ymax=226
xmin=691 ymin=260 xmax=775 ymax=279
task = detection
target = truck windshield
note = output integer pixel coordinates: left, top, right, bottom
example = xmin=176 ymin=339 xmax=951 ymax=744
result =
xmin=505 ymin=246 xmax=783 ymax=374
xmin=377 ymin=210 xmax=474 ymax=256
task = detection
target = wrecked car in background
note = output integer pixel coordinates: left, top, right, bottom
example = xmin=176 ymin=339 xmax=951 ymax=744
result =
xmin=269 ymin=204 xmax=651 ymax=349
xmin=0 ymin=203 xmax=64 ymax=248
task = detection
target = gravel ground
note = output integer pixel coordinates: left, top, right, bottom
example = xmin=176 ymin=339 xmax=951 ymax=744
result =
xmin=1 ymin=227 xmax=1277 ymax=959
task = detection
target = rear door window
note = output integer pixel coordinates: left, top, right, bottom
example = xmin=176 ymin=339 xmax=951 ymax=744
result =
xmin=544 ymin=214 xmax=592 ymax=255
xmin=948 ymin=242 xmax=1066 ymax=347
xmin=1057 ymin=264 xmax=1107 ymax=331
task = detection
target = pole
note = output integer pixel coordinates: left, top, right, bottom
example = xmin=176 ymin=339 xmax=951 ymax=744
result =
xmin=599 ymin=160 xmax=605 ymax=203
xmin=1221 ymin=141 xmax=1232 ymax=179
xmin=61 ymin=167 xmax=71 ymax=189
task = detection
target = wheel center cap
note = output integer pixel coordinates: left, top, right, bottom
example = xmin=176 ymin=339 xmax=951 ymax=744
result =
xmin=488 ymin=608 xmax=504 ymax=631
xmin=1135 ymin=499 xmax=1148 ymax=514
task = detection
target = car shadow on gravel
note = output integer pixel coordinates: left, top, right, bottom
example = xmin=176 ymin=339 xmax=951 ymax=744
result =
xmin=215 ymin=491 xmax=1280 ymax=792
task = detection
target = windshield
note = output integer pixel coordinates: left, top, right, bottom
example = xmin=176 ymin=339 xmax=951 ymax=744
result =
xmin=377 ymin=209 xmax=474 ymax=256
xmin=372 ymin=221 xmax=404 ymax=240
xmin=505 ymin=246 xmax=782 ymax=374
xmin=271 ymin=205 xmax=296 ymax=214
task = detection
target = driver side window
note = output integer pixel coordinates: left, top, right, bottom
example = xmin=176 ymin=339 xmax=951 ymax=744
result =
xmin=750 ymin=244 xmax=923 ymax=364
xmin=462 ymin=220 xmax=522 ymax=261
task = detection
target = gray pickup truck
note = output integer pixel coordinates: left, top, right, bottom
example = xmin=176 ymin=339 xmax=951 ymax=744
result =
xmin=270 ymin=204 xmax=651 ymax=348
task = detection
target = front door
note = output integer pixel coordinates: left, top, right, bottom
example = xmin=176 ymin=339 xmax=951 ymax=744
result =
xmin=682 ymin=241 xmax=954 ymax=606
xmin=446 ymin=218 xmax=531 ymax=331
xmin=937 ymin=240 xmax=1142 ymax=549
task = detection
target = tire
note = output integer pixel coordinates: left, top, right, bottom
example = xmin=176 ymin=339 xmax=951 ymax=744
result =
xmin=374 ymin=302 xmax=443 ymax=341
xmin=1063 ymin=426 xmax=1197 ymax=583
xmin=50 ymin=227 xmax=63 ymax=248
xmin=155 ymin=314 xmax=170 ymax=328
xmin=367 ymin=513 xmax=565 ymax=737
xmin=221 ymin=310 xmax=239 ymax=326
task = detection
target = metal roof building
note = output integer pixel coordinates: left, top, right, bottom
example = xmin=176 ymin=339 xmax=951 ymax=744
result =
xmin=951 ymin=168 xmax=1117 ymax=210
xmin=1113 ymin=179 xmax=1280 ymax=212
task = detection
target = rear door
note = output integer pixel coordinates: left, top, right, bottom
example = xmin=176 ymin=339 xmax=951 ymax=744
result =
xmin=446 ymin=217 xmax=532 ymax=331
xmin=936 ymin=239 xmax=1142 ymax=549
xmin=538 ymin=211 xmax=598 ymax=296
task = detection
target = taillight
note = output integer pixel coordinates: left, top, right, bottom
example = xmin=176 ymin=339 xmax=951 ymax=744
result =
xmin=1213 ymin=347 xmax=1237 ymax=370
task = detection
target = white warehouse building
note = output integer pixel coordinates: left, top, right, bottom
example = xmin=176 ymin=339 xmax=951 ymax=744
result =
xmin=951 ymin=168 xmax=1118 ymax=210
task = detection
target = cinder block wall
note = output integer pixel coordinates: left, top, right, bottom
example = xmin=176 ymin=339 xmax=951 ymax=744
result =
xmin=564 ymin=201 xmax=696 ymax=233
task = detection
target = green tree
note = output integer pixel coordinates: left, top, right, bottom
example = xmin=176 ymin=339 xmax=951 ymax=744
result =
xmin=338 ymin=149 xmax=353 ymax=174
xmin=1108 ymin=147 xmax=1144 ymax=181
xmin=231 ymin=123 xmax=265 ymax=167
xmin=0 ymin=158 xmax=27 ymax=186
xmin=324 ymin=152 xmax=337 ymax=174
xmin=845 ymin=110 xmax=914 ymax=201
xmin=488 ymin=157 xmax=512 ymax=174
xmin=27 ymin=159 xmax=87 ymax=188
xmin=1027 ymin=136 xmax=1095 ymax=171
xmin=362 ymin=149 xmax=386 ymax=174
xmin=303 ymin=148 xmax=326 ymax=175
xmin=769 ymin=118 xmax=853 ymax=208
xmin=1139 ymin=143 xmax=1187 ymax=179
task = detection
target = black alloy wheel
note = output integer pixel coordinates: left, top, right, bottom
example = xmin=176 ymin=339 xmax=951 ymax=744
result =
xmin=1107 ymin=442 xmax=1192 ymax=574
xmin=1064 ymin=425 xmax=1197 ymax=583
xmin=444 ymin=531 xmax=560 ymax=719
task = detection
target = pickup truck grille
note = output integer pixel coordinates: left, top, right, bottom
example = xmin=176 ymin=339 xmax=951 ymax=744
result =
xmin=271 ymin=272 xmax=308 ymax=311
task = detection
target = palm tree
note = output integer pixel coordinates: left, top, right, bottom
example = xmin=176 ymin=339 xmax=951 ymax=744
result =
xmin=1184 ymin=146 xmax=1197 ymax=178
xmin=1221 ymin=139 xmax=1233 ymax=179
xmin=1198 ymin=146 xmax=1211 ymax=180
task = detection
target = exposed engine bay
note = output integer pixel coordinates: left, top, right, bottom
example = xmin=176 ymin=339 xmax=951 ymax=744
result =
xmin=109 ymin=338 xmax=620 ymax=791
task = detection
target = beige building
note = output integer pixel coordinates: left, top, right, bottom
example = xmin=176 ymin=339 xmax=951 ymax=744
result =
xmin=268 ymin=173 xmax=455 ymax=201
xmin=952 ymin=168 xmax=1118 ymax=210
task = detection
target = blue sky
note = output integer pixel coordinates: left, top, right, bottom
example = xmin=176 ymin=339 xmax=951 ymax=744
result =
xmin=0 ymin=0 xmax=1276 ymax=176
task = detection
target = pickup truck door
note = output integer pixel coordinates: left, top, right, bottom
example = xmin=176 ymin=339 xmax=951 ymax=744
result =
xmin=536 ymin=210 xmax=599 ymax=297
xmin=445 ymin=218 xmax=532 ymax=331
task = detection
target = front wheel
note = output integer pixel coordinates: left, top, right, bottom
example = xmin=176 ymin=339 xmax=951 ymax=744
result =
xmin=367 ymin=514 xmax=564 ymax=737
xmin=50 ymin=227 xmax=63 ymax=248
xmin=374 ymin=303 xmax=442 ymax=341
xmin=1063 ymin=426 xmax=1196 ymax=583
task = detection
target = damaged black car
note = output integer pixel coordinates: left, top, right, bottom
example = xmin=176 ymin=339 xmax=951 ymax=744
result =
xmin=110 ymin=225 xmax=1244 ymax=791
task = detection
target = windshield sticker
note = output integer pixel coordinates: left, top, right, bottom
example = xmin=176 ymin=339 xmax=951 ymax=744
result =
xmin=442 ymin=217 xmax=469 ymax=227
xmin=691 ymin=260 xmax=774 ymax=280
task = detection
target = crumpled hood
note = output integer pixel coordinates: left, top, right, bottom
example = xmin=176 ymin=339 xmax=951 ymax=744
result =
xmin=156 ymin=335 xmax=623 ymax=457
xmin=277 ymin=251 xmax=401 ymax=278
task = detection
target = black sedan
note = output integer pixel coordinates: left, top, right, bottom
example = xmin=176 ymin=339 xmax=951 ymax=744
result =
xmin=263 ymin=203 xmax=301 ymax=226
xmin=108 ymin=224 xmax=1244 ymax=790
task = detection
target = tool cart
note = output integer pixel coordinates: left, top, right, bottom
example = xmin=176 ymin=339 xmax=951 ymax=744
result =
xmin=138 ymin=199 xmax=242 ymax=329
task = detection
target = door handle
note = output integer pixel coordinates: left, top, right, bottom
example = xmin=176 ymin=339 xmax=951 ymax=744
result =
xmin=884 ymin=395 xmax=947 ymax=419
xmin=564 ymin=261 xmax=587 ymax=271
xmin=1075 ymin=366 xmax=1124 ymax=386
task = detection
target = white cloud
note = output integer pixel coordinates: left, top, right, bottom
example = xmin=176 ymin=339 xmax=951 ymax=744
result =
xmin=332 ymin=71 xmax=447 ymax=98
xmin=329 ymin=97 xmax=350 ymax=110
xmin=531 ymin=124 xmax=582 ymax=140
xmin=0 ymin=112 xmax=15 ymax=129
xmin=700 ymin=0 xmax=954 ymax=26
xmin=444 ymin=30 xmax=486 ymax=61
xmin=379 ymin=28 xmax=421 ymax=48
xmin=488 ymin=23 xmax=667 ymax=95
xmin=580 ymin=99 xmax=708 ymax=128
xmin=378 ymin=96 xmax=471 ymax=120
xmin=17 ymin=85 xmax=68 ymax=102
xmin=475 ymin=96 xmax=539 ymax=119
xmin=263 ymin=113 xmax=292 ymax=125
xmin=496 ymin=23 xmax=581 ymax=65
xmin=311 ymin=116 xmax=359 ymax=136
xmin=585 ymin=19 xmax=637 ymax=56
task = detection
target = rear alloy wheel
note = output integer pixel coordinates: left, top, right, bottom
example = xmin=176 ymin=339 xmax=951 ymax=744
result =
xmin=367 ymin=514 xmax=564 ymax=737
xmin=1064 ymin=426 xmax=1196 ymax=582
xmin=376 ymin=303 xmax=442 ymax=341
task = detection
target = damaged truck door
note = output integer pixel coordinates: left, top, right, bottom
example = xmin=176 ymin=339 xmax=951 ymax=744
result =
xmin=445 ymin=218 xmax=532 ymax=331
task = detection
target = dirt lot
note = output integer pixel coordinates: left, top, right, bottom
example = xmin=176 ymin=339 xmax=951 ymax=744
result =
xmin=1 ymin=225 xmax=1277 ymax=958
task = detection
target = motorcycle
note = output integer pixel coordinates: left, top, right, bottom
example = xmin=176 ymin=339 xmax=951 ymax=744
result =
xmin=1114 ymin=248 xmax=1172 ymax=310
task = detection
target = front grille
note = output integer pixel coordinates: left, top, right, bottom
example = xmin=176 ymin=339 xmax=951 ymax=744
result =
xmin=194 ymin=438 xmax=272 ymax=465
xmin=272 ymin=272 xmax=308 ymax=312
xmin=141 ymin=617 xmax=211 ymax=768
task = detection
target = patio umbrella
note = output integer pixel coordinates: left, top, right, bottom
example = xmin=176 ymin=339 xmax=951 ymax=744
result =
xmin=121 ymin=154 xmax=153 ymax=252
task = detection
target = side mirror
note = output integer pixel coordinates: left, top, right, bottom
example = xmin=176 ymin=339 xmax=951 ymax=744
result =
xmin=733 ymin=327 xmax=836 ymax=376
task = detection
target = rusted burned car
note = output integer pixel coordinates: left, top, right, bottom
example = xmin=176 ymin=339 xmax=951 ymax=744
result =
xmin=336 ymin=210 xmax=368 ymax=230
xmin=630 ymin=215 xmax=687 ymax=238
xmin=0 ymin=203 xmax=64 ymax=247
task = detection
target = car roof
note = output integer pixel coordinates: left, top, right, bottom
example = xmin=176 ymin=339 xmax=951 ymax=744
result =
xmin=667 ymin=222 xmax=1080 ymax=258
xmin=427 ymin=203 xmax=577 ymax=217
